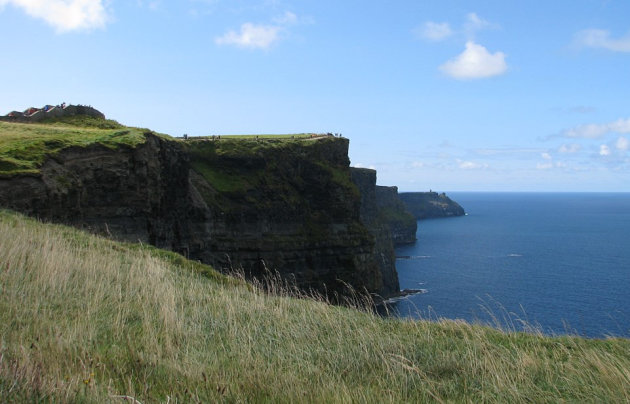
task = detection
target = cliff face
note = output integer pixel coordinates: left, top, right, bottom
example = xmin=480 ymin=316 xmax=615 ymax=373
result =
xmin=0 ymin=134 xmax=190 ymax=246
xmin=399 ymin=192 xmax=465 ymax=220
xmin=350 ymin=168 xmax=399 ymax=297
xmin=0 ymin=132 xmax=397 ymax=298
xmin=374 ymin=186 xmax=417 ymax=245
xmin=184 ymin=137 xmax=384 ymax=297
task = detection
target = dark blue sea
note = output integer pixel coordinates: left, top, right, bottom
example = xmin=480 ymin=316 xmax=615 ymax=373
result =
xmin=389 ymin=193 xmax=630 ymax=338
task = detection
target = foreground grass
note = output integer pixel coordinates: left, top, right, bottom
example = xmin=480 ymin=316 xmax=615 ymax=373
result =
xmin=1 ymin=211 xmax=629 ymax=402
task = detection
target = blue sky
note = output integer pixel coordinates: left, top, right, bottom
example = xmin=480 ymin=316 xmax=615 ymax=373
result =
xmin=1 ymin=0 xmax=630 ymax=191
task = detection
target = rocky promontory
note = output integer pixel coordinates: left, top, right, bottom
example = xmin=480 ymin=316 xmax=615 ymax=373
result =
xmin=399 ymin=192 xmax=465 ymax=220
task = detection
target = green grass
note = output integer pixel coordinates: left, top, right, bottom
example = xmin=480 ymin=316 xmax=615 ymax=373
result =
xmin=0 ymin=117 xmax=153 ymax=176
xmin=185 ymin=136 xmax=356 ymax=213
xmin=1 ymin=210 xmax=629 ymax=403
xmin=195 ymin=133 xmax=324 ymax=139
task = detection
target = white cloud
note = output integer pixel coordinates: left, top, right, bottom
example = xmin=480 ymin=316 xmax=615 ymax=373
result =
xmin=464 ymin=12 xmax=491 ymax=37
xmin=137 ymin=0 xmax=161 ymax=11
xmin=558 ymin=144 xmax=581 ymax=154
xmin=564 ymin=123 xmax=608 ymax=139
xmin=440 ymin=41 xmax=507 ymax=79
xmin=418 ymin=21 xmax=453 ymax=41
xmin=215 ymin=22 xmax=281 ymax=49
xmin=600 ymin=144 xmax=611 ymax=156
xmin=411 ymin=161 xmax=426 ymax=168
xmin=457 ymin=160 xmax=487 ymax=170
xmin=574 ymin=29 xmax=630 ymax=52
xmin=537 ymin=161 xmax=568 ymax=170
xmin=273 ymin=11 xmax=297 ymax=25
xmin=541 ymin=152 xmax=552 ymax=160
xmin=354 ymin=163 xmax=376 ymax=170
xmin=474 ymin=147 xmax=544 ymax=156
xmin=215 ymin=11 xmax=302 ymax=49
xmin=616 ymin=136 xmax=629 ymax=151
xmin=563 ymin=118 xmax=630 ymax=139
xmin=0 ymin=0 xmax=108 ymax=32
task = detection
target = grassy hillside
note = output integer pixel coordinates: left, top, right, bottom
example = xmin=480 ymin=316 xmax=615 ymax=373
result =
xmin=0 ymin=117 xmax=151 ymax=176
xmin=1 ymin=210 xmax=629 ymax=402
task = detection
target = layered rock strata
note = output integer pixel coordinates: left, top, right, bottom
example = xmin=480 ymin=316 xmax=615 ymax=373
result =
xmin=374 ymin=185 xmax=417 ymax=245
xmin=349 ymin=168 xmax=399 ymax=297
xmin=0 ymin=133 xmax=399 ymax=298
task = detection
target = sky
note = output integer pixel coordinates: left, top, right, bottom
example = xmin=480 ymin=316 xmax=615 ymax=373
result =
xmin=1 ymin=0 xmax=630 ymax=192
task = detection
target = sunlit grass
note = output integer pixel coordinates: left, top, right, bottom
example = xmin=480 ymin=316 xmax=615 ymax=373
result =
xmin=0 ymin=118 xmax=150 ymax=176
xmin=1 ymin=210 xmax=629 ymax=402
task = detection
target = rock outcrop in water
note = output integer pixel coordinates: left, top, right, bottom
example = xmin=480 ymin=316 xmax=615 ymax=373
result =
xmin=399 ymin=192 xmax=465 ymax=219
xmin=0 ymin=123 xmax=402 ymax=298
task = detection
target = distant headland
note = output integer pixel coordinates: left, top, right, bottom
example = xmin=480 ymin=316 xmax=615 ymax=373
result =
xmin=399 ymin=191 xmax=465 ymax=220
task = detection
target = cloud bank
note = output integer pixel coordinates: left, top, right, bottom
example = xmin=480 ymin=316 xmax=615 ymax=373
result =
xmin=0 ymin=0 xmax=108 ymax=32
xmin=440 ymin=41 xmax=507 ymax=79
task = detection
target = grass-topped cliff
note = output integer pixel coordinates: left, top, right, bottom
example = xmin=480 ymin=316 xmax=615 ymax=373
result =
xmin=0 ymin=115 xmax=392 ymax=297
xmin=1 ymin=210 xmax=629 ymax=402
xmin=0 ymin=116 xmax=152 ymax=176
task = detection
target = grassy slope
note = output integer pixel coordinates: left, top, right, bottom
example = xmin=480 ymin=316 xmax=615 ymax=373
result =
xmin=0 ymin=116 xmax=151 ymax=176
xmin=1 ymin=210 xmax=629 ymax=403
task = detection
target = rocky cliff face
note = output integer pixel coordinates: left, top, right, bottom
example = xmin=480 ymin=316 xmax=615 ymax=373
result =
xmin=349 ymin=168 xmax=399 ymax=296
xmin=0 ymin=133 xmax=190 ymax=246
xmin=399 ymin=192 xmax=465 ymax=220
xmin=184 ymin=137 xmax=385 ymax=297
xmin=0 ymin=133 xmax=398 ymax=299
xmin=374 ymin=186 xmax=417 ymax=245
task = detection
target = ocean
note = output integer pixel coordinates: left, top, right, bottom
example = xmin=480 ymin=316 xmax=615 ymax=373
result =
xmin=388 ymin=192 xmax=630 ymax=338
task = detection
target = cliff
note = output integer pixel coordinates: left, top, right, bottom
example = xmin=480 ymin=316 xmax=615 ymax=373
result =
xmin=399 ymin=192 xmax=465 ymax=220
xmin=0 ymin=117 xmax=399 ymax=298
xmin=350 ymin=168 xmax=399 ymax=296
xmin=375 ymin=185 xmax=417 ymax=244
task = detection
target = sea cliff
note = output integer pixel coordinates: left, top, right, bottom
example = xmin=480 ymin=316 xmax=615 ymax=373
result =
xmin=375 ymin=185 xmax=417 ymax=244
xmin=0 ymin=114 xmax=402 ymax=298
